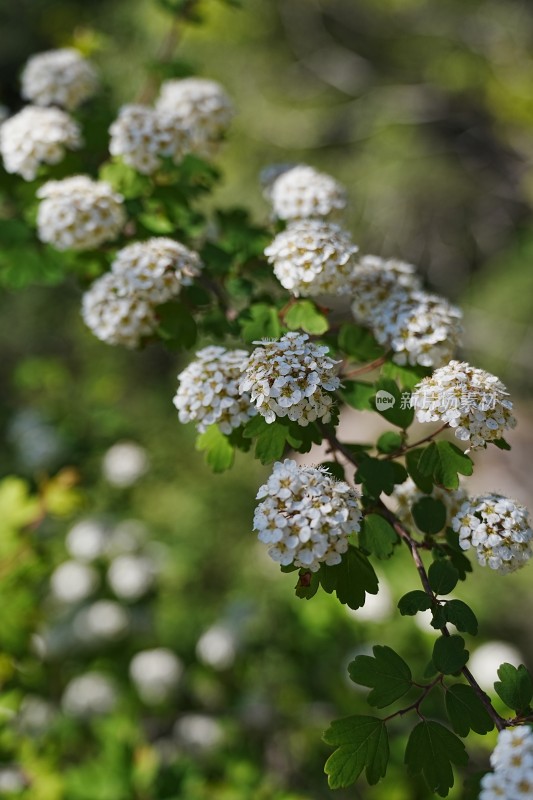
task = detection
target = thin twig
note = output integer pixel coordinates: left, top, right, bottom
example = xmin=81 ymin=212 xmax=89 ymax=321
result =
xmin=382 ymin=675 xmax=443 ymax=723
xmin=341 ymin=355 xmax=387 ymax=379
xmin=382 ymin=423 xmax=448 ymax=460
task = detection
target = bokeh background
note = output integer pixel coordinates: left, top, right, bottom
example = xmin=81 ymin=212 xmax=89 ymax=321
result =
xmin=1 ymin=1 xmax=533 ymax=798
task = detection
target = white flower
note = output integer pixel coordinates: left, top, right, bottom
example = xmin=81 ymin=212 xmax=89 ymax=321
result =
xmin=81 ymin=272 xmax=157 ymax=349
xmin=392 ymin=478 xmax=468 ymax=533
xmin=62 ymin=672 xmax=117 ymax=718
xmin=37 ymin=175 xmax=125 ymax=251
xmin=265 ymin=220 xmax=359 ymax=296
xmin=50 ymin=560 xmax=99 ymax=604
xmin=107 ymin=554 xmax=156 ymax=600
xmin=481 ymin=727 xmax=533 ymax=799
xmin=102 ymin=441 xmax=149 ymax=487
xmin=0 ymin=106 xmax=81 ymax=181
xmin=451 ymin=494 xmax=532 ymax=574
xmin=21 ymin=48 xmax=98 ymax=110
xmin=73 ymin=600 xmax=130 ymax=642
xmin=0 ymin=767 xmax=26 ymax=794
xmin=350 ymin=255 xmax=421 ymax=326
xmin=129 ymin=648 xmax=183 ymax=703
xmin=267 ymin=164 xmax=347 ymax=221
xmin=155 ymin=77 xmax=233 ymax=159
xmin=174 ymin=346 xmax=257 ymax=434
xmin=240 ymin=332 xmax=340 ymax=426
xmin=173 ymin=714 xmax=224 ymax=753
xmin=253 ymin=459 xmax=362 ymax=572
xmin=66 ymin=518 xmax=108 ymax=562
xmin=111 ymin=237 xmax=202 ymax=304
xmin=411 ymin=361 xmax=517 ymax=449
xmin=109 ymin=104 xmax=190 ymax=174
xmin=371 ymin=290 xmax=463 ymax=368
xmin=196 ymin=624 xmax=237 ymax=670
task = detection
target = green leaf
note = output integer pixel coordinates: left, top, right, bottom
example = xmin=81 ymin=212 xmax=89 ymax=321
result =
xmin=284 ymin=300 xmax=329 ymax=334
xmin=377 ymin=431 xmax=403 ymax=454
xmin=492 ymin=438 xmax=511 ymax=451
xmin=138 ymin=210 xmax=175 ymax=234
xmin=320 ymin=461 xmax=346 ymax=481
xmin=432 ymin=635 xmax=469 ymax=675
xmin=443 ymin=600 xmax=478 ymax=635
xmin=494 ymin=663 xmax=533 ymax=713
xmin=99 ymin=159 xmax=150 ymax=199
xmin=243 ymin=415 xmax=288 ymax=464
xmin=359 ymin=514 xmax=398 ymax=559
xmin=348 ymin=645 xmax=412 ymax=708
xmin=355 ymin=457 xmax=397 ymax=498
xmin=240 ymin=303 xmax=281 ymax=343
xmin=412 ymin=497 xmax=447 ymax=534
xmin=372 ymin=378 xmax=414 ymax=428
xmin=418 ymin=442 xmax=473 ymax=490
xmin=428 ymin=560 xmax=459 ymax=596
xmin=381 ymin=361 xmax=431 ymax=390
xmin=430 ymin=604 xmax=447 ymax=630
xmin=319 ymin=546 xmax=378 ymax=610
xmin=196 ymin=425 xmax=234 ymax=472
xmin=397 ymin=590 xmax=432 ymax=616
xmin=405 ymin=448 xmax=434 ymax=493
xmin=323 ymin=715 xmax=389 ymax=788
xmin=338 ymin=324 xmax=384 ymax=361
xmin=405 ymin=720 xmax=468 ymax=797
xmin=444 ymin=529 xmax=473 ymax=580
xmin=294 ymin=569 xmax=320 ymax=600
xmin=341 ymin=381 xmax=375 ymax=411
xmin=445 ymin=684 xmax=494 ymax=737
xmin=156 ymin=301 xmax=197 ymax=348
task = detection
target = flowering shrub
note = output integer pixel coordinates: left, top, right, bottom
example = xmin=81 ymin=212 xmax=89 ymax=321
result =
xmin=1 ymin=4 xmax=533 ymax=799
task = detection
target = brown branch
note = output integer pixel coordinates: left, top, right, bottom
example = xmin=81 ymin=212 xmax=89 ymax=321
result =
xmin=341 ymin=355 xmax=387 ymax=379
xmin=383 ymin=675 xmax=443 ymax=723
xmin=382 ymin=423 xmax=448 ymax=460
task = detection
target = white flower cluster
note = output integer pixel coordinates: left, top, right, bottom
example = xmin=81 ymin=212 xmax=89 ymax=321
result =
xmin=411 ymin=361 xmax=517 ymax=450
xmin=253 ymin=459 xmax=362 ymax=571
xmin=240 ymin=332 xmax=340 ymax=426
xmin=371 ymin=290 xmax=463 ymax=368
xmin=264 ymin=220 xmax=359 ymax=297
xmin=266 ymin=164 xmax=347 ymax=221
xmin=155 ymin=77 xmax=234 ymax=159
xmin=82 ymin=237 xmax=201 ymax=348
xmin=392 ymin=477 xmax=467 ymax=533
xmin=452 ymin=494 xmax=533 ymax=574
xmin=62 ymin=672 xmax=117 ymax=718
xmin=349 ymin=256 xmax=462 ymax=367
xmin=480 ymin=727 xmax=533 ymax=799
xmin=37 ymin=175 xmax=126 ymax=251
xmin=350 ymin=255 xmax=421 ymax=326
xmin=81 ymin=272 xmax=157 ymax=349
xmin=0 ymin=106 xmax=81 ymax=181
xmin=173 ymin=346 xmax=257 ymax=434
xmin=109 ymin=104 xmax=190 ymax=174
xmin=21 ymin=48 xmax=98 ymax=110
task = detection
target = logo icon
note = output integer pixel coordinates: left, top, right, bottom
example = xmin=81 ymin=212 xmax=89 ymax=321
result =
xmin=375 ymin=390 xmax=396 ymax=410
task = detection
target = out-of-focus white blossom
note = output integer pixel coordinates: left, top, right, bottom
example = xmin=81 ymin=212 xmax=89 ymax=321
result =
xmin=66 ymin=518 xmax=108 ymax=562
xmin=73 ymin=599 xmax=129 ymax=642
xmin=481 ymin=727 xmax=533 ymax=800
xmin=37 ymin=176 xmax=125 ymax=251
xmin=392 ymin=478 xmax=468 ymax=533
xmin=350 ymin=255 xmax=422 ymax=326
xmin=174 ymin=346 xmax=256 ymax=434
xmin=0 ymin=767 xmax=26 ymax=794
xmin=253 ymin=459 xmax=362 ymax=571
xmin=21 ymin=48 xmax=98 ymax=110
xmin=265 ymin=220 xmax=359 ymax=297
xmin=267 ymin=164 xmax=347 ymax=221
xmin=240 ymin=332 xmax=340 ymax=426
xmin=469 ymin=641 xmax=524 ymax=690
xmin=371 ymin=290 xmax=463 ymax=368
xmin=102 ymin=441 xmax=149 ymax=487
xmin=452 ymin=494 xmax=533 ymax=573
xmin=81 ymin=272 xmax=157 ymax=349
xmin=411 ymin=361 xmax=517 ymax=450
xmin=196 ymin=624 xmax=237 ymax=670
xmin=111 ymin=238 xmax=202 ymax=304
xmin=62 ymin=672 xmax=117 ymax=718
xmin=109 ymin=104 xmax=190 ymax=174
xmin=107 ymin=554 xmax=156 ymax=600
xmin=173 ymin=714 xmax=224 ymax=753
xmin=50 ymin=560 xmax=99 ymax=604
xmin=156 ymin=77 xmax=233 ymax=159
xmin=129 ymin=648 xmax=183 ymax=703
xmin=16 ymin=696 xmax=56 ymax=736
xmin=0 ymin=106 xmax=81 ymax=180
